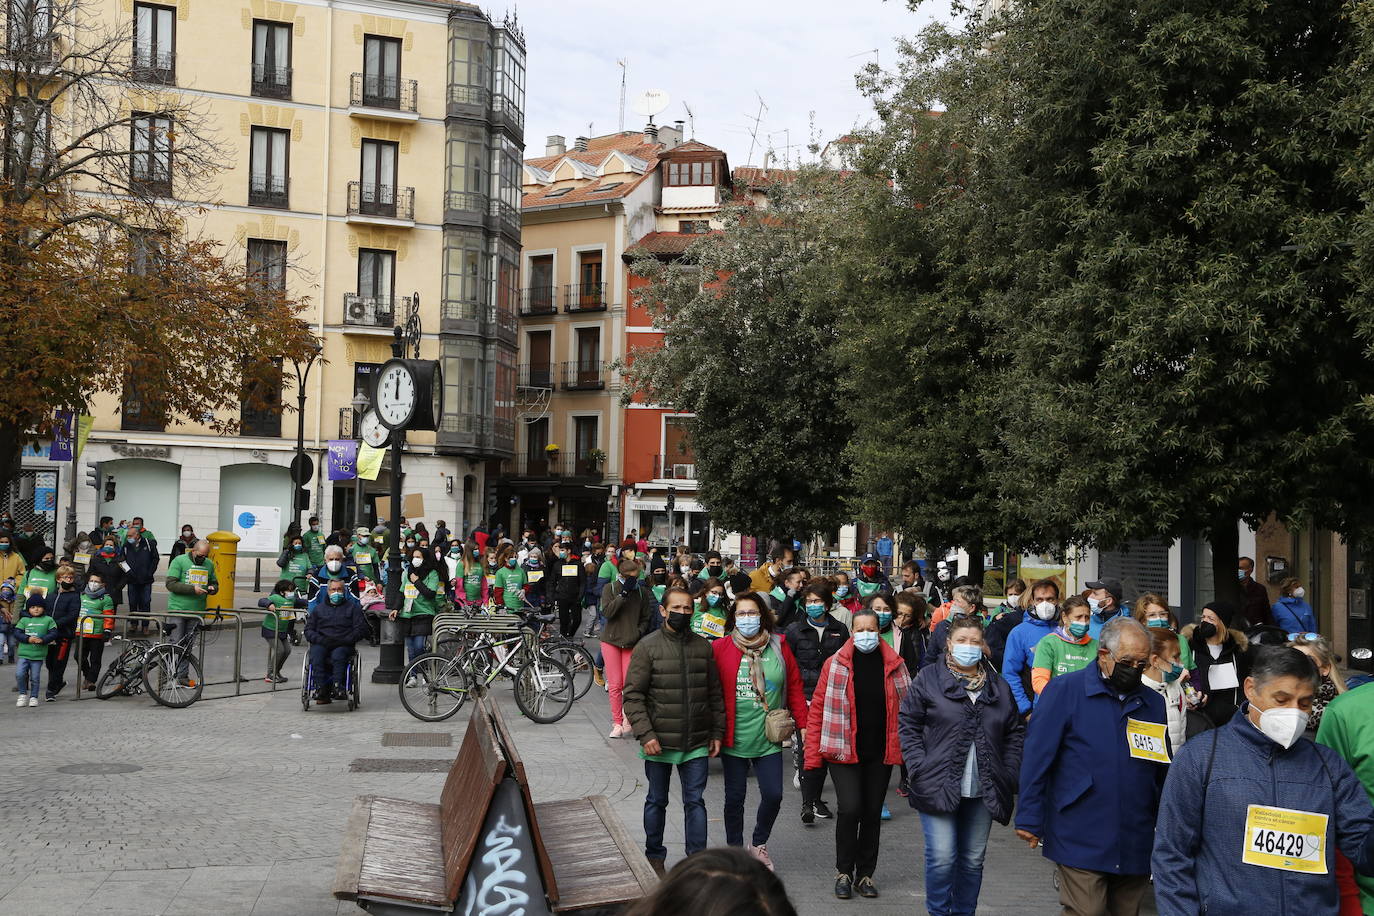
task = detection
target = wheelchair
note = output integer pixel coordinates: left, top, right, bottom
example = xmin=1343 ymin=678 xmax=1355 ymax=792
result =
xmin=300 ymin=648 xmax=362 ymax=711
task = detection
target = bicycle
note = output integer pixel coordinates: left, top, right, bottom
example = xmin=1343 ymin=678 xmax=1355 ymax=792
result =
xmin=94 ymin=625 xmax=204 ymax=708
xmin=399 ymin=612 xmax=574 ymax=724
xmin=435 ymin=601 xmax=595 ymax=701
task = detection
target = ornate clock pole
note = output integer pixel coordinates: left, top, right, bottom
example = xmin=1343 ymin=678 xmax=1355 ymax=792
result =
xmin=374 ymin=326 xmax=407 ymax=684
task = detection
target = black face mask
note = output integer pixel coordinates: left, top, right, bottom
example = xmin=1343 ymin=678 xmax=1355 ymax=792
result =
xmin=1105 ymin=660 xmax=1144 ymax=694
xmin=1196 ymin=621 xmax=1217 ymax=640
xmin=707 ymin=566 xmax=722 ymax=577
xmin=667 ymin=610 xmax=692 ymax=632
xmin=39 ymin=560 xmax=56 ymax=571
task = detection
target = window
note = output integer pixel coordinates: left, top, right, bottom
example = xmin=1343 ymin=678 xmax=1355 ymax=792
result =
xmin=5 ymin=0 xmax=53 ymax=57
xmin=666 ymin=161 xmax=715 ymax=186
xmin=578 ymin=252 xmax=602 ymax=289
xmin=249 ymin=127 xmax=289 ymax=208
xmin=527 ymin=254 xmax=554 ymax=312
xmin=493 ymin=30 xmax=525 ymax=119
xmin=130 ymin=112 xmax=172 ymax=194
xmin=543 ymin=187 xmax=571 ymax=198
xmin=353 ymin=362 xmax=381 ymax=401
xmin=252 ymin=20 xmax=291 ymax=98
xmin=362 ymin=35 xmax=401 ymax=107
xmin=133 ymin=3 xmax=175 ymax=82
xmin=246 ymin=239 xmax=287 ymax=293
xmin=121 ymin=370 xmax=165 ymax=432
xmin=489 ymin=134 xmax=521 ymax=214
xmin=679 ymin=220 xmax=710 ymax=234
xmin=575 ymin=327 xmax=601 ymax=384
xmin=5 ymin=98 xmax=48 ymax=179
xmin=357 ymin=249 xmax=394 ymax=304
xmin=589 ymin=182 xmax=622 ymax=194
xmin=525 ymin=331 xmax=551 ymax=387
xmin=447 ymin=27 xmax=488 ymax=102
xmin=525 ymin=417 xmax=550 ymax=474
xmin=240 ymin=359 xmax=282 ymax=438
xmin=445 ymin=123 xmax=485 ymax=204
xmin=359 ymin=139 xmax=398 ymax=216
xmin=442 ymin=228 xmax=486 ymax=321
xmin=574 ymin=416 xmax=599 ymax=476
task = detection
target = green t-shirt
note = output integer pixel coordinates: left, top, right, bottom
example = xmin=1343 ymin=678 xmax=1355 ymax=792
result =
xmin=78 ymin=591 xmax=115 ymax=637
xmin=1177 ymin=634 xmax=1194 ymax=670
xmin=21 ymin=567 xmax=56 ymax=601
xmin=881 ymin=628 xmax=896 ymax=648
xmin=15 ymin=613 xmax=55 ymax=659
xmin=641 ymin=744 xmax=711 ymax=765
xmin=402 ymin=569 xmax=442 ymax=618
xmin=303 ymin=530 xmax=327 ymax=567
xmin=690 ymin=603 xmax=727 ymax=640
xmin=459 ymin=560 xmax=483 ymax=601
xmin=724 ymin=645 xmax=786 ymax=759
xmin=855 ymin=579 xmax=882 ymax=598
xmin=494 ymin=565 xmax=528 ymax=610
xmin=1316 ymin=686 xmax=1374 ymax=912
xmin=349 ymin=542 xmax=379 ymax=578
xmin=597 ymin=559 xmax=617 ymax=582
xmin=166 ymin=554 xmax=217 ymax=613
xmin=263 ymin=592 xmax=296 ymax=632
xmin=283 ymin=551 xmax=312 ymax=592
xmin=651 ymin=584 xmax=667 ymax=603
xmin=1033 ymin=632 xmax=1099 ymax=680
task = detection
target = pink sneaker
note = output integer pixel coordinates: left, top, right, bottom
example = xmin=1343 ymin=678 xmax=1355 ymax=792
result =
xmin=749 ymin=844 xmax=774 ymax=871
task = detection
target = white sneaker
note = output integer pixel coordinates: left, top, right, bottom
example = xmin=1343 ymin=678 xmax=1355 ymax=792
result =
xmin=404 ymin=676 xmax=418 ymax=688
xmin=16 ymin=695 xmax=26 ymax=707
xmin=27 ymin=696 xmax=38 ymax=707
xmin=793 ymin=768 xmax=801 ymax=789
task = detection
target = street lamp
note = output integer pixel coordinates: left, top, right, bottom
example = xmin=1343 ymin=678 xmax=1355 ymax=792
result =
xmin=288 ymin=340 xmax=324 ymax=523
xmin=351 ymin=390 xmax=368 ymax=528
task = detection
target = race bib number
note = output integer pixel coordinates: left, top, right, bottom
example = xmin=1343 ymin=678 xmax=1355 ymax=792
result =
xmin=404 ymin=583 xmax=418 ymax=599
xmin=74 ymin=552 xmax=90 ymax=566
xmin=185 ymin=567 xmax=209 ymax=588
xmin=562 ymin=565 xmax=578 ymax=576
xmin=119 ymin=561 xmax=131 ymax=573
xmin=485 ymin=575 xmax=496 ymax=587
xmin=1242 ymin=805 xmax=1328 ymax=874
xmin=354 ymin=553 xmax=372 ymax=566
xmin=79 ymin=616 xmax=100 ymax=636
xmin=528 ymin=570 xmax=544 ymax=582
xmin=1125 ymin=718 xmax=1170 ymax=763
xmin=701 ymin=614 xmax=726 ymax=639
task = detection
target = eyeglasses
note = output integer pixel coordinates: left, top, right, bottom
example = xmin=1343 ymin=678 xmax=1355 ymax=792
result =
xmin=1287 ymin=632 xmax=1319 ymax=642
xmin=1112 ymin=656 xmax=1150 ymax=671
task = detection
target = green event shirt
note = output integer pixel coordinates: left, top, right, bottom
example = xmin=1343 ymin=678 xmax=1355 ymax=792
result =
xmin=283 ymin=551 xmax=312 ymax=591
xmin=14 ymin=613 xmax=56 ymax=659
xmin=460 ymin=561 xmax=483 ymax=601
xmin=78 ymin=591 xmax=115 ymax=636
xmin=349 ymin=542 xmax=379 ymax=579
xmin=855 ymin=579 xmax=882 ymax=598
xmin=1033 ymin=632 xmax=1099 ymax=680
xmin=165 ymin=553 xmax=218 ymax=613
xmin=641 ymin=744 xmax=711 ymax=765
xmin=494 ymin=565 xmax=528 ymax=610
xmin=302 ymin=529 xmax=327 ymax=567
xmin=724 ymin=645 xmax=786 ymax=759
xmin=262 ymin=592 xmax=296 ymax=632
xmin=881 ymin=628 xmax=896 ymax=648
xmin=651 ymin=584 xmax=667 ymax=603
xmin=1316 ymin=686 xmax=1374 ymax=912
xmin=690 ymin=604 xmax=727 ymax=640
xmin=21 ymin=567 xmax=56 ymax=600
xmin=402 ymin=569 xmax=442 ymax=618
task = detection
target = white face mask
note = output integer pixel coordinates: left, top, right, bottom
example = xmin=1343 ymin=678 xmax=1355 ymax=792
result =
xmin=1293 ymin=587 xmax=1306 ymax=599
xmin=411 ymin=558 xmax=423 ymax=568
xmin=1033 ymin=600 xmax=1058 ymax=621
xmin=1256 ymin=705 xmax=1308 ymax=750
xmin=1088 ymin=596 xmax=1102 ymax=613
xmin=326 ymin=559 xmax=342 ymax=573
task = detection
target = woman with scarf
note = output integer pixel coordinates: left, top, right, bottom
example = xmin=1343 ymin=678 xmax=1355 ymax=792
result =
xmin=1289 ymin=632 xmax=1346 ymax=735
xmin=898 ymin=615 xmax=1024 ymax=916
xmin=712 ymin=592 xmax=808 ymax=872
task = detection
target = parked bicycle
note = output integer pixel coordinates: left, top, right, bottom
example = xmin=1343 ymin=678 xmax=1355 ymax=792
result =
xmin=93 ymin=625 xmax=204 ymax=709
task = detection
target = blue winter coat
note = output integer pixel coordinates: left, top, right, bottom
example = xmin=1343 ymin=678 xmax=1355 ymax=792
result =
xmin=1015 ymin=661 xmax=1169 ymax=875
xmin=1272 ymin=596 xmax=1318 ymax=635
xmin=899 ymin=659 xmax=1025 ymax=824
xmin=1088 ymin=606 xmax=1130 ymax=640
xmin=1001 ymin=615 xmax=1055 ymax=715
xmin=1152 ymin=708 xmax=1374 ymax=916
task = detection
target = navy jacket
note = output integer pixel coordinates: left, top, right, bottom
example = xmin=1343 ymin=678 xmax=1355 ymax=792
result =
xmin=1153 ymin=708 xmax=1374 ymax=916
xmin=307 ymin=561 xmax=359 ymax=601
xmin=899 ymin=659 xmax=1025 ymax=824
xmin=121 ymin=537 xmax=160 ymax=585
xmin=304 ymin=592 xmax=369 ymax=649
xmin=1015 ymin=661 xmax=1170 ymax=875
xmin=45 ymin=589 xmax=80 ymax=639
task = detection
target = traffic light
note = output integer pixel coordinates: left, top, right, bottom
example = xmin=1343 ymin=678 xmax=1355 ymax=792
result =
xmin=666 ymin=486 xmax=676 ymax=514
xmin=103 ymin=475 xmax=116 ymax=502
xmin=85 ymin=463 xmax=98 ymax=489
xmin=296 ymin=487 xmax=310 ymax=512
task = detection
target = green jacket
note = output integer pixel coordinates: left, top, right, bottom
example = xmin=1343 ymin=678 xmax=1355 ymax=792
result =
xmin=165 ymin=553 xmax=218 ymax=613
xmin=622 ymin=624 xmax=725 ymax=753
xmin=403 ymin=569 xmax=441 ymax=618
xmin=78 ymin=591 xmax=115 ymax=637
xmin=14 ymin=612 xmax=56 ymax=659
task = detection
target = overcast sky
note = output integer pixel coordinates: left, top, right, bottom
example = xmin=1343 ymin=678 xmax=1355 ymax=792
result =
xmin=515 ymin=0 xmax=947 ymax=168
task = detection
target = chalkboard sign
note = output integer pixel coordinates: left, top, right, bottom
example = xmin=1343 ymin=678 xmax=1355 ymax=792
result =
xmin=454 ymin=778 xmax=554 ymax=916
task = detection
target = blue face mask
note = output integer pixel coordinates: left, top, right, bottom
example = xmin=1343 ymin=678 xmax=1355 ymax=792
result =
xmin=950 ymin=644 xmax=984 ymax=667
xmin=706 ymin=593 xmax=722 ymax=607
xmin=1068 ymin=621 xmax=1090 ymax=638
xmin=836 ymin=585 xmax=850 ymax=598
xmin=328 ymin=592 xmax=345 ymax=605
xmin=876 ymin=611 xmax=893 ymax=629
xmin=1163 ymin=662 xmax=1185 ymax=683
xmin=506 ymin=558 xmax=517 ymax=568
xmin=853 ymin=631 xmax=880 ymax=653
xmin=1147 ymin=617 xmax=1170 ymax=628
xmin=805 ymin=603 xmax=827 ymax=620
xmin=735 ymin=616 xmax=761 ymax=637
xmin=1237 ymin=569 xmax=1247 ymax=580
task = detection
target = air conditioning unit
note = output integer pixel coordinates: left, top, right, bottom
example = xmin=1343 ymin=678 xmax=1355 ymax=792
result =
xmin=673 ymin=464 xmax=695 ymax=479
xmin=347 ymin=296 xmax=369 ymax=320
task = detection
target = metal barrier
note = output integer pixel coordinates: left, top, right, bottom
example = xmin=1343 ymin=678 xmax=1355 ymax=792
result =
xmin=71 ymin=607 xmax=284 ymax=703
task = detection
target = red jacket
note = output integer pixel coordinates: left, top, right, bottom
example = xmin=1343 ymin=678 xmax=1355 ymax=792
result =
xmin=804 ymin=638 xmax=911 ymax=769
xmin=712 ymin=634 xmax=808 ymax=748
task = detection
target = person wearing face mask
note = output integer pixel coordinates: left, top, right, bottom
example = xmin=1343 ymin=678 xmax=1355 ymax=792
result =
xmin=1141 ymin=627 xmax=1190 ymax=751
xmin=1031 ymin=596 xmax=1098 ymax=696
xmin=999 ymin=579 xmax=1065 ymax=717
xmin=893 ymin=592 xmax=931 ymax=667
xmin=923 ymin=584 xmax=986 ymax=668
xmin=493 ymin=545 xmax=528 ymax=612
xmin=601 ymin=559 xmax=655 ymax=739
xmin=85 ymin=535 xmax=126 ymax=619
xmin=691 ymin=578 xmax=729 ymax=641
xmin=550 ymin=541 xmax=587 ymax=638
xmin=521 ymin=547 xmax=547 ymax=610
xmin=748 ymin=548 xmax=789 ymax=596
xmin=308 ymin=545 xmax=359 ymax=601
xmin=899 ymin=616 xmax=1024 ymax=916
xmin=1316 ymin=666 xmax=1374 ymax=915
xmin=1273 ymin=577 xmax=1318 ymax=635
xmin=1132 ymin=592 xmax=1194 ymax=671
xmin=42 ymin=564 xmax=80 ymax=699
xmin=1084 ymin=576 xmax=1129 ymax=638
xmin=277 ymin=535 xmax=313 ymax=599
xmin=698 ymin=550 xmax=726 ymax=587
xmin=120 ymin=527 xmax=160 ymax=637
xmin=1238 ymin=556 xmax=1277 ymax=629
xmin=648 ymin=562 xmax=671 ymax=605
xmin=852 ymin=554 xmax=891 ymax=601
xmin=1185 ymin=600 xmax=1252 ymax=727
xmin=1154 ymin=647 xmax=1374 ymax=916
xmin=164 ymin=540 xmax=218 ymax=681
xmin=766 ymin=567 xmax=807 ymax=630
xmin=832 ymin=571 xmax=862 ymax=618
xmin=76 ymin=571 xmax=115 ymax=691
xmin=21 ymin=550 xmax=58 ymax=602
xmin=981 ymin=580 xmax=1026 ymax=672
xmin=392 ymin=548 xmax=442 ymax=668
xmin=622 ymin=586 xmax=725 ymax=877
xmin=169 ymin=524 xmax=197 ymax=560
xmin=785 ymin=582 xmax=849 ymax=823
xmin=1289 ymin=633 xmax=1346 ymax=735
xmin=257 ymin=579 xmax=302 ymax=684
xmin=304 ymin=579 xmax=370 ymax=704
xmin=453 ymin=541 xmax=483 ymax=607
xmin=803 ymin=606 xmax=912 ymax=900
xmin=1016 ymin=617 xmax=1166 ymax=916
xmin=347 ymin=527 xmax=379 ymax=585
xmin=711 ymin=593 xmax=808 ymax=872
xmin=0 ymin=531 xmax=28 ymax=661
xmin=869 ymin=593 xmax=919 ymax=680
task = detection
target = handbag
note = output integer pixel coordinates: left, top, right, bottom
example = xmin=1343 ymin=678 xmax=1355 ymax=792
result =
xmin=754 ymin=648 xmax=796 ymax=744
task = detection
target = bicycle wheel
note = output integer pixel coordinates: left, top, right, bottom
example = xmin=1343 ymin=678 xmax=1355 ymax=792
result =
xmin=300 ymin=652 xmax=311 ymax=711
xmin=94 ymin=651 xmax=139 ymax=699
xmin=457 ymin=644 xmax=501 ymax=684
xmin=143 ymin=646 xmax=204 ymax=709
xmin=512 ymin=656 xmax=574 ymax=724
xmin=543 ymin=642 xmax=595 ymax=701
xmin=398 ymin=653 xmax=470 ymax=722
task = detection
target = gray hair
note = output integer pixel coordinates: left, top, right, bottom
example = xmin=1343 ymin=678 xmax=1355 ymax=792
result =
xmin=1100 ymin=616 xmax=1150 ymax=655
xmin=1252 ymin=646 xmax=1321 ymax=691
xmin=324 ymin=545 xmax=345 ymax=559
xmin=953 ymin=584 xmax=984 ymax=608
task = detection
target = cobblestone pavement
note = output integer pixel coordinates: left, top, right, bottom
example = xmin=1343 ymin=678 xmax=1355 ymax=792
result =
xmin=0 ymin=624 xmax=1160 ymax=915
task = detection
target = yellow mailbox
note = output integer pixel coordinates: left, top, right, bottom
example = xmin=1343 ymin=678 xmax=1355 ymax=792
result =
xmin=206 ymin=530 xmax=240 ymax=612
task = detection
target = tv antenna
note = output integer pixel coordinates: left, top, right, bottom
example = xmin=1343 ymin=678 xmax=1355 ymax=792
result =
xmin=617 ymin=58 xmax=628 ymax=132
xmin=682 ymin=101 xmax=695 ymax=140
xmin=632 ymin=89 xmax=670 ymax=125
xmin=744 ymin=91 xmax=768 ymax=166
xmin=848 ymin=48 xmax=880 ymax=68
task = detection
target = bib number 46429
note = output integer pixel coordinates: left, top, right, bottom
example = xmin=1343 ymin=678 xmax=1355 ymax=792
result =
xmin=1241 ymin=805 xmax=1328 ymax=874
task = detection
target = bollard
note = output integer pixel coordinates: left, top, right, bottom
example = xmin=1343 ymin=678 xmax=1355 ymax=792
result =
xmin=206 ymin=530 xmax=240 ymax=612
xmin=254 ymin=557 xmax=262 ymax=593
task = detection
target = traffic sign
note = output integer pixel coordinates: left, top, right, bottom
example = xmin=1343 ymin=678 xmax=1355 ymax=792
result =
xmin=290 ymin=453 xmax=314 ymax=485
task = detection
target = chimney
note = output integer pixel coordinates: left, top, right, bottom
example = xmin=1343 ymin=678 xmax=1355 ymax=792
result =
xmin=644 ymin=121 xmax=659 ymax=143
xmin=545 ymin=135 xmax=566 ymax=157
xmin=574 ymin=136 xmax=589 ymax=152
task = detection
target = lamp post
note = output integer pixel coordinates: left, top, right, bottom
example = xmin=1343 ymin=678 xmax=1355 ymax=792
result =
xmin=288 ymin=341 xmax=324 ymax=524
xmin=351 ymin=391 xmax=368 ymax=528
xmin=373 ymin=326 xmax=406 ymax=684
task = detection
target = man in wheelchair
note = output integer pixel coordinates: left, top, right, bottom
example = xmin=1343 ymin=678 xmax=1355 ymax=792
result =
xmin=305 ymin=579 xmax=369 ymax=704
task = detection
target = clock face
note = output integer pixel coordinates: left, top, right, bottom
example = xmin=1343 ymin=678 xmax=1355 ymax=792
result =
xmin=360 ymin=409 xmax=390 ymax=448
xmin=376 ymin=361 xmax=418 ymax=429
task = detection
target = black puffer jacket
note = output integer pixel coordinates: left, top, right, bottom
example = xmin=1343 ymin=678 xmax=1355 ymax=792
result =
xmin=45 ymin=589 xmax=80 ymax=639
xmin=550 ymin=550 xmax=586 ymax=606
xmin=897 ymin=659 xmax=1025 ymax=824
xmin=622 ymin=624 xmax=724 ymax=753
xmin=784 ymin=614 xmax=850 ymax=700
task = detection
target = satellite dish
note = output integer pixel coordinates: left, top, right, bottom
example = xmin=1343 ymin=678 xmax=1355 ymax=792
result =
xmin=632 ymin=89 xmax=670 ymax=120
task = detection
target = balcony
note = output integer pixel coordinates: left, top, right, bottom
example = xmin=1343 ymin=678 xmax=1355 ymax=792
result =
xmin=1 ymin=25 xmax=59 ymax=69
xmin=447 ymin=84 xmax=489 ymax=119
xmin=490 ymin=93 xmax=524 ymax=140
xmin=560 ymin=361 xmax=605 ymax=391
xmin=342 ymin=293 xmax=412 ymax=333
xmin=248 ymin=174 xmax=289 ymax=209
xmin=129 ymin=166 xmax=172 ymax=198
xmin=517 ymin=362 xmax=553 ymax=389
xmin=444 ymin=190 xmax=485 ymax=226
xmin=507 ymin=452 xmax=603 ymax=480
xmin=349 ymin=72 xmax=419 ymax=121
xmin=131 ymin=46 xmax=174 ymax=84
xmin=251 ymin=63 xmax=292 ymax=99
xmin=519 ymin=286 xmax=558 ymax=317
xmin=652 ymin=454 xmax=697 ymax=481
xmin=347 ymin=181 xmax=415 ymax=225
xmin=564 ymin=282 xmax=607 ymax=313
xmin=486 ymin=198 xmax=520 ymax=239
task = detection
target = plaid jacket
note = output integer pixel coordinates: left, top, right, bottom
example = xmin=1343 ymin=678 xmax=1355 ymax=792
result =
xmin=804 ymin=638 xmax=911 ymax=768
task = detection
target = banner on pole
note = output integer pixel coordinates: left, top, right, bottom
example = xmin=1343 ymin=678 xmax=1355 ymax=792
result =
xmin=76 ymin=415 xmax=93 ymax=458
xmin=49 ymin=411 xmax=74 ymax=461
xmin=327 ymin=440 xmax=358 ymax=481
xmin=357 ymin=444 xmax=384 ymax=481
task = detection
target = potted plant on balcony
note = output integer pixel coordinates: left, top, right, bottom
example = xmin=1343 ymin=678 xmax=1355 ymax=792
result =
xmin=544 ymin=443 xmax=561 ymax=457
xmin=586 ymin=448 xmax=607 ymax=467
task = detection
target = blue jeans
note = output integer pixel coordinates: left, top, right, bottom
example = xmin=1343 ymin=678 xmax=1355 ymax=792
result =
xmin=643 ymin=754 xmax=709 ymax=861
xmin=126 ymin=582 xmax=153 ymax=621
xmin=721 ymin=752 xmax=784 ymax=847
xmin=920 ymin=797 xmax=994 ymax=916
xmin=405 ymin=635 xmax=427 ymax=662
xmin=308 ymin=644 xmax=352 ymax=689
xmin=16 ymin=657 xmax=42 ymax=696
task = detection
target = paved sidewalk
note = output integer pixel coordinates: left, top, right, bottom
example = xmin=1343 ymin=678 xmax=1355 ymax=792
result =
xmin=0 ymin=634 xmax=1159 ymax=915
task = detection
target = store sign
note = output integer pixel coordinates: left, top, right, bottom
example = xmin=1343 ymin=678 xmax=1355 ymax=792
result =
xmin=110 ymin=444 xmax=172 ymax=459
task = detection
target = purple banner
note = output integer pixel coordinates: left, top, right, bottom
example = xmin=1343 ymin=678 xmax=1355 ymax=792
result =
xmin=327 ymin=439 xmax=357 ymax=481
xmin=49 ymin=410 xmax=74 ymax=462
